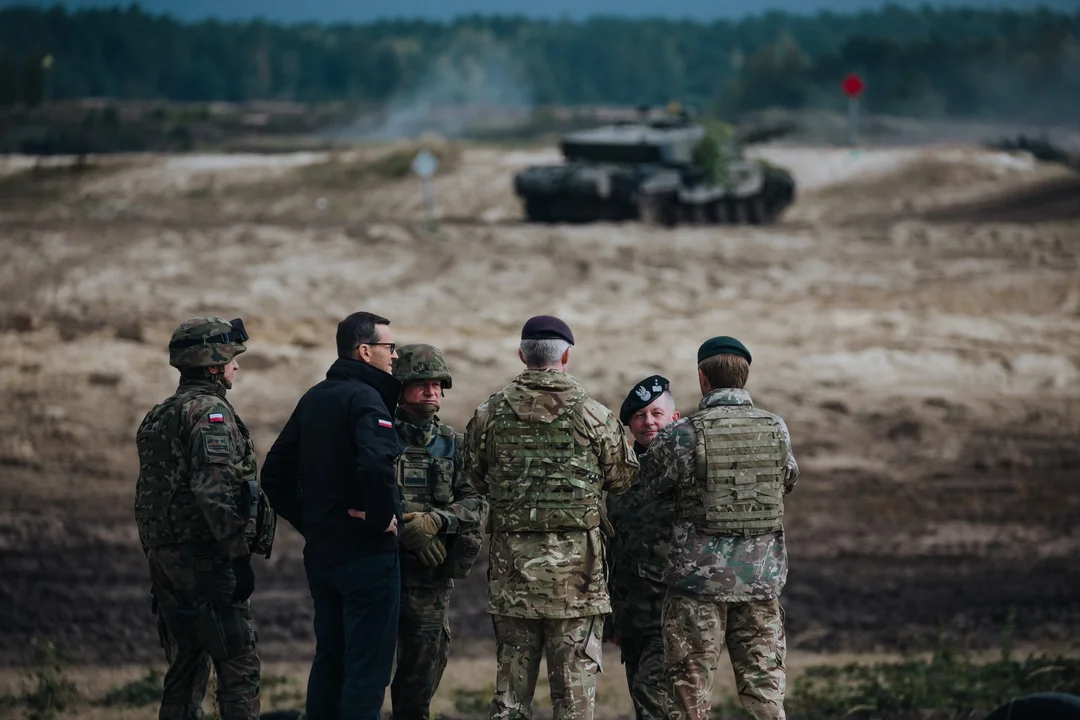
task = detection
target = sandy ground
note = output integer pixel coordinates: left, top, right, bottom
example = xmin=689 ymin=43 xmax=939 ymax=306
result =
xmin=1 ymin=138 xmax=1079 ymax=684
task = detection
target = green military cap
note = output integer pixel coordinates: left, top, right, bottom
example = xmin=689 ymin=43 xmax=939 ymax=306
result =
xmin=697 ymin=336 xmax=752 ymax=365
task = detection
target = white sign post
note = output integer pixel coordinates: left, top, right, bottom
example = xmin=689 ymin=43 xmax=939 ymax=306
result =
xmin=411 ymin=149 xmax=439 ymax=231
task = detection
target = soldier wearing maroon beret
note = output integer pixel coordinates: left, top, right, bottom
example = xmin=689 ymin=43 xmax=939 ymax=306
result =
xmin=465 ymin=314 xmax=638 ymax=720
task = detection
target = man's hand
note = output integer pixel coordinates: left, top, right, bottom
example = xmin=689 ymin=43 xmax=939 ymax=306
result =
xmin=401 ymin=512 xmax=444 ymax=555
xmin=414 ymin=536 xmax=447 ymax=568
xmin=348 ymin=509 xmax=399 ymax=535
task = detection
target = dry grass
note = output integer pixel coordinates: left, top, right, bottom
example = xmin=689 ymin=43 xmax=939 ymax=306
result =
xmin=294 ymin=144 xmax=462 ymax=190
xmin=2 ymin=641 xmax=1078 ymax=719
xmin=0 ymin=647 xmax=1024 ymax=720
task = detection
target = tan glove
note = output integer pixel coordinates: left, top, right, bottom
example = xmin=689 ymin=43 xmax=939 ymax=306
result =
xmin=415 ymin=536 xmax=447 ymax=568
xmin=401 ymin=511 xmax=445 ymax=555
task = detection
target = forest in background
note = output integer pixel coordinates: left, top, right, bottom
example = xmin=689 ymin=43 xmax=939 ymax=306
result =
xmin=1 ymin=4 xmax=1079 ymax=123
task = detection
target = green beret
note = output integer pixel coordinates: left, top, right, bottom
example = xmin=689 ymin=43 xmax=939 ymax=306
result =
xmin=697 ymin=336 xmax=752 ymax=365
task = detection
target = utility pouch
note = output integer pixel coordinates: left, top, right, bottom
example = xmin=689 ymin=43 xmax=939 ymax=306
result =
xmin=442 ymin=528 xmax=483 ymax=580
xmin=243 ymin=480 xmax=259 ymax=519
xmin=195 ymin=603 xmax=229 ymax=663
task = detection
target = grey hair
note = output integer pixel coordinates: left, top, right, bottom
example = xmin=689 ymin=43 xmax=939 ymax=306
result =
xmin=520 ymin=338 xmax=571 ymax=367
xmin=656 ymin=389 xmax=677 ymax=411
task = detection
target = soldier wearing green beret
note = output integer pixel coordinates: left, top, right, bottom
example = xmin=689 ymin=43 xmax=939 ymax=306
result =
xmin=389 ymin=343 xmax=488 ymax=720
xmin=134 ymin=317 xmax=276 ymax=720
xmin=643 ymin=336 xmax=799 ymax=720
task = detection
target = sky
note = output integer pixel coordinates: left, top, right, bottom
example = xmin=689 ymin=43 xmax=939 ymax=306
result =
xmin=1 ymin=0 xmax=1076 ymax=23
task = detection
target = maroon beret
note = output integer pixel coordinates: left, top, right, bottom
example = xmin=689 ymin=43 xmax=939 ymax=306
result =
xmin=520 ymin=315 xmax=575 ymax=345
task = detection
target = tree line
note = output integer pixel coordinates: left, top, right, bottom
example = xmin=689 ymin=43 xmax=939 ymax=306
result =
xmin=1 ymin=4 xmax=1078 ymax=121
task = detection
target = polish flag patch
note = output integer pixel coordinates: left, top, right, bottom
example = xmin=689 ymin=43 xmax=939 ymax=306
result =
xmin=378 ymin=419 xmax=393 ymax=428
xmin=209 ymin=413 xmax=224 ymax=423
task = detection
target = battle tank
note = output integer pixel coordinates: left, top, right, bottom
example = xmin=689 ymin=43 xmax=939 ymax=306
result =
xmin=513 ymin=107 xmax=796 ymax=226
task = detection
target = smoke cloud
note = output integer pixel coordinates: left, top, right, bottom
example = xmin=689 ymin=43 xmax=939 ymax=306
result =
xmin=362 ymin=32 xmax=533 ymax=141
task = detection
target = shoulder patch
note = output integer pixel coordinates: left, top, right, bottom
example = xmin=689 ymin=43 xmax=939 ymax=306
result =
xmin=203 ymin=431 xmax=233 ymax=458
xmin=209 ymin=412 xmax=224 ymax=423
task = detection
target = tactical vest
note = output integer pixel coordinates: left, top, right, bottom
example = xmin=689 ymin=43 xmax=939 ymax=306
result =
xmin=396 ymin=425 xmax=481 ymax=581
xmin=134 ymin=389 xmax=275 ymax=557
xmin=486 ymin=395 xmax=604 ymax=533
xmin=397 ymin=425 xmax=456 ymax=514
xmin=679 ymin=406 xmax=786 ymax=537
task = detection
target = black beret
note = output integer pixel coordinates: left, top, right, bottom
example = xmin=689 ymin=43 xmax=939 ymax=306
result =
xmin=697 ymin=336 xmax=752 ymax=365
xmin=620 ymin=375 xmax=671 ymax=425
xmin=521 ymin=315 xmax=575 ymax=345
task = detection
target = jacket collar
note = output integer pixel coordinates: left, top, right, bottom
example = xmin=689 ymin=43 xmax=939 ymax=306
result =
xmin=699 ymin=387 xmax=753 ymax=410
xmin=177 ymin=376 xmax=227 ymax=398
xmin=327 ymin=357 xmax=402 ymax=414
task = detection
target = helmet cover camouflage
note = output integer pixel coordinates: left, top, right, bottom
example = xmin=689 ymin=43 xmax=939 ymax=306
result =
xmin=168 ymin=316 xmax=248 ymax=369
xmin=392 ymin=343 xmax=452 ymax=389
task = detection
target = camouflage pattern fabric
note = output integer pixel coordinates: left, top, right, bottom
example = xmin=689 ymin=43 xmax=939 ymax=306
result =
xmin=618 ymin=631 xmax=669 ymax=720
xmin=168 ymin=316 xmax=247 ymax=370
xmin=465 ymin=369 xmax=638 ymax=619
xmin=662 ymin=592 xmax=786 ymax=720
xmin=393 ymin=343 xmax=453 ymax=388
xmin=641 ymin=389 xmax=799 ymax=603
xmin=391 ymin=583 xmax=454 ymax=720
xmin=607 ymin=460 xmax=676 ymax=720
xmin=135 ymin=378 xmax=255 ymax=561
xmin=389 ymin=410 xmax=486 ymax=720
xmin=395 ymin=410 xmax=487 ymax=564
xmin=148 ymin=545 xmax=261 ymax=720
xmin=490 ymin=614 xmax=605 ymax=720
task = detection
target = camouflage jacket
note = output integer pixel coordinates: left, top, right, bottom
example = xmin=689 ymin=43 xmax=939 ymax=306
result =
xmin=642 ymin=388 xmax=799 ymax=603
xmin=606 ymin=442 xmax=674 ymax=636
xmin=395 ymin=409 xmax=488 ymax=587
xmin=134 ymin=377 xmax=253 ymax=562
xmin=466 ymin=369 xmax=638 ymax=619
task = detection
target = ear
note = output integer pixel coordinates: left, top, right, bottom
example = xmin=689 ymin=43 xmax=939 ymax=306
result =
xmin=697 ymin=367 xmax=709 ymax=393
xmin=207 ymin=365 xmax=220 ymax=375
xmin=356 ymin=344 xmax=372 ymax=363
xmin=517 ymin=348 xmax=526 ymax=365
xmin=671 ymin=410 xmax=681 ymax=422
xmin=560 ymin=347 xmax=571 ymax=365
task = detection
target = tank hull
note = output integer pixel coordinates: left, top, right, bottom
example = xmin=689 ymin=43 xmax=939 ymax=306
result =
xmin=513 ymin=161 xmax=795 ymax=226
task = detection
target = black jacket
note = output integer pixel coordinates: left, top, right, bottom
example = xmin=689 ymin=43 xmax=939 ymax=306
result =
xmin=262 ymin=357 xmax=403 ymax=568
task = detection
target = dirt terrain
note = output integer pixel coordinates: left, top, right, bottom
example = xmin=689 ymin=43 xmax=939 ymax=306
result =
xmin=1 ymin=136 xmax=1079 ymax=676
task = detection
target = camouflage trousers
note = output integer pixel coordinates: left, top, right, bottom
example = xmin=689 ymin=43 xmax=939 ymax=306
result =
xmin=391 ymin=582 xmax=454 ymax=720
xmin=148 ymin=546 xmax=261 ymax=720
xmin=490 ymin=614 xmax=605 ymax=720
xmin=662 ymin=592 xmax=786 ymax=720
xmin=619 ymin=630 xmax=669 ymax=720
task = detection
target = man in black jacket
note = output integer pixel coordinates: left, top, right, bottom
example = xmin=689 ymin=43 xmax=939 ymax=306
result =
xmin=262 ymin=311 xmax=403 ymax=720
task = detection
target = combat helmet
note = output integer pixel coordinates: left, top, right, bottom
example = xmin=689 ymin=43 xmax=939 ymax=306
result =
xmin=168 ymin=316 xmax=248 ymax=369
xmin=392 ymin=343 xmax=452 ymax=389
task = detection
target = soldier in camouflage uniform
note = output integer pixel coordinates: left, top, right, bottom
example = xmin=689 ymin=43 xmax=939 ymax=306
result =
xmin=465 ymin=315 xmax=639 ymax=720
xmin=607 ymin=376 xmax=681 ymax=720
xmin=390 ymin=344 xmax=488 ymax=720
xmin=642 ymin=337 xmax=799 ymax=720
xmin=134 ymin=317 xmax=276 ymax=720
